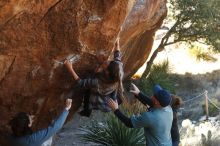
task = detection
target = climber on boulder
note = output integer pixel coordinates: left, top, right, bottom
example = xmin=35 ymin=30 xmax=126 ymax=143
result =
xmin=64 ymin=38 xmax=124 ymax=117
xmin=8 ymin=99 xmax=72 ymax=146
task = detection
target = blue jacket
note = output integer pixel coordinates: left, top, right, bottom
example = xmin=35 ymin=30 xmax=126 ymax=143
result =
xmin=131 ymin=106 xmax=173 ymax=146
xmin=137 ymin=92 xmax=180 ymax=142
xmin=10 ymin=109 xmax=69 ymax=146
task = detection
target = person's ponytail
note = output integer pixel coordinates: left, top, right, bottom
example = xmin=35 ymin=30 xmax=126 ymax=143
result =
xmin=171 ymin=95 xmax=182 ymax=108
xmin=117 ymin=64 xmax=124 ymax=100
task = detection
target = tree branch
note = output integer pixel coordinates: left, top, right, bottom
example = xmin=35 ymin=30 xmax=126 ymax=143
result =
xmin=140 ymin=16 xmax=183 ymax=79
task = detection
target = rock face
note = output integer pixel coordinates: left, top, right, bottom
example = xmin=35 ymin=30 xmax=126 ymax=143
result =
xmin=0 ymin=0 xmax=167 ymax=144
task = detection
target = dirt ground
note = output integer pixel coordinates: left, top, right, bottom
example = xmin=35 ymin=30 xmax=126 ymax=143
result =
xmin=53 ymin=110 xmax=107 ymax=146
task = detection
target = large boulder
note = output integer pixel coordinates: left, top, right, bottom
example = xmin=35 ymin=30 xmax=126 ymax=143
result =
xmin=0 ymin=0 xmax=167 ymax=144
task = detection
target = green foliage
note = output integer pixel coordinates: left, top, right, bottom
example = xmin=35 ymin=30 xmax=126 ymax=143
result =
xmin=78 ymin=114 xmax=145 ymax=146
xmin=141 ymin=0 xmax=220 ymax=79
xmin=202 ymin=98 xmax=220 ymax=116
xmin=189 ymin=45 xmax=217 ymax=62
xmin=167 ymin=0 xmax=220 ymax=51
xmin=140 ymin=60 xmax=175 ymax=96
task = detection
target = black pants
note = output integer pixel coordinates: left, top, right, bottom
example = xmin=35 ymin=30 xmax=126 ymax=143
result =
xmin=73 ymin=86 xmax=122 ymax=111
xmin=82 ymin=89 xmax=91 ymax=111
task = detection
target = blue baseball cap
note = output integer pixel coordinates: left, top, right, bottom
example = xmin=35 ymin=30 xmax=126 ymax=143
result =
xmin=153 ymin=85 xmax=171 ymax=107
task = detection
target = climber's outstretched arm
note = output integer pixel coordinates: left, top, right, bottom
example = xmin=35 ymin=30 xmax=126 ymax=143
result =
xmin=114 ymin=37 xmax=120 ymax=51
xmin=95 ymin=37 xmax=122 ymax=73
xmin=64 ymin=60 xmax=80 ymax=81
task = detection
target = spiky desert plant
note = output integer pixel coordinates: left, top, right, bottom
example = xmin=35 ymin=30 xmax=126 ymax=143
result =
xmin=140 ymin=60 xmax=175 ymax=95
xmin=79 ymin=113 xmax=145 ymax=146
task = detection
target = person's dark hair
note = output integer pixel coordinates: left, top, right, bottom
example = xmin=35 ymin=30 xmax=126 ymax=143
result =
xmin=171 ymin=95 xmax=182 ymax=108
xmin=107 ymin=61 xmax=124 ymax=93
xmin=9 ymin=112 xmax=32 ymax=137
xmin=107 ymin=61 xmax=123 ymax=81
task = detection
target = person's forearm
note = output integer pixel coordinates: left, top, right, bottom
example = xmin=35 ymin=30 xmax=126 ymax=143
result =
xmin=52 ymin=109 xmax=69 ymax=129
xmin=115 ymin=43 xmax=120 ymax=51
xmin=114 ymin=109 xmax=133 ymax=128
xmin=114 ymin=38 xmax=120 ymax=51
xmin=29 ymin=109 xmax=69 ymax=144
xmin=136 ymin=92 xmax=153 ymax=107
xmin=67 ymin=67 xmax=79 ymax=81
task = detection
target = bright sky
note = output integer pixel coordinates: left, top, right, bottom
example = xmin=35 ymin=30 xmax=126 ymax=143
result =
xmin=135 ymin=31 xmax=220 ymax=76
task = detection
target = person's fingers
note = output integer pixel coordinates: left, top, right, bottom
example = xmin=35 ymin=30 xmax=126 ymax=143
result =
xmin=29 ymin=115 xmax=35 ymax=120
xmin=108 ymin=98 xmax=113 ymax=102
xmin=107 ymin=99 xmax=111 ymax=104
xmin=66 ymin=99 xmax=72 ymax=107
xmin=66 ymin=98 xmax=72 ymax=103
xmin=69 ymin=99 xmax=72 ymax=103
xmin=65 ymin=100 xmax=72 ymax=110
xmin=129 ymin=90 xmax=135 ymax=93
xmin=64 ymin=59 xmax=72 ymax=65
xmin=131 ymin=84 xmax=135 ymax=91
xmin=30 ymin=115 xmax=35 ymax=118
xmin=108 ymin=98 xmax=113 ymax=104
xmin=108 ymin=98 xmax=115 ymax=106
xmin=107 ymin=100 xmax=110 ymax=105
xmin=131 ymin=83 xmax=137 ymax=89
xmin=115 ymin=100 xmax=119 ymax=107
xmin=111 ymin=99 xmax=116 ymax=104
xmin=131 ymin=83 xmax=140 ymax=93
xmin=64 ymin=59 xmax=69 ymax=64
xmin=115 ymin=100 xmax=118 ymax=104
xmin=107 ymin=100 xmax=113 ymax=108
xmin=130 ymin=84 xmax=136 ymax=92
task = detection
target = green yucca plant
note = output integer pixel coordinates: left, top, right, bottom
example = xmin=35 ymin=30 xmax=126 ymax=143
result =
xmin=140 ymin=60 xmax=175 ymax=96
xmin=78 ymin=113 xmax=145 ymax=146
xmin=189 ymin=45 xmax=217 ymax=62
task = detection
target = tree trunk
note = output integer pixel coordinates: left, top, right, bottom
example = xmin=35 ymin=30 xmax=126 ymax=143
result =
xmin=140 ymin=45 xmax=165 ymax=80
xmin=140 ymin=20 xmax=178 ymax=80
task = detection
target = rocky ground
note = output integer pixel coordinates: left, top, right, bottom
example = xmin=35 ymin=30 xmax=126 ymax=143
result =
xmin=53 ymin=110 xmax=107 ymax=146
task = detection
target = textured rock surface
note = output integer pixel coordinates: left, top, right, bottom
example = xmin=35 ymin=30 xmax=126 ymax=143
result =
xmin=0 ymin=0 xmax=167 ymax=144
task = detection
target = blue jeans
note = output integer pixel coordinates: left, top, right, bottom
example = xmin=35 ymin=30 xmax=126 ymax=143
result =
xmin=172 ymin=141 xmax=179 ymax=146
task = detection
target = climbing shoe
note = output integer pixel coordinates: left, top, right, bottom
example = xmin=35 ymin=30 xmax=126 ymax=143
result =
xmin=79 ymin=109 xmax=92 ymax=117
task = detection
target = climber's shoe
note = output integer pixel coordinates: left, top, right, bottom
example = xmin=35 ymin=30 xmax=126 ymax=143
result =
xmin=78 ymin=109 xmax=92 ymax=117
